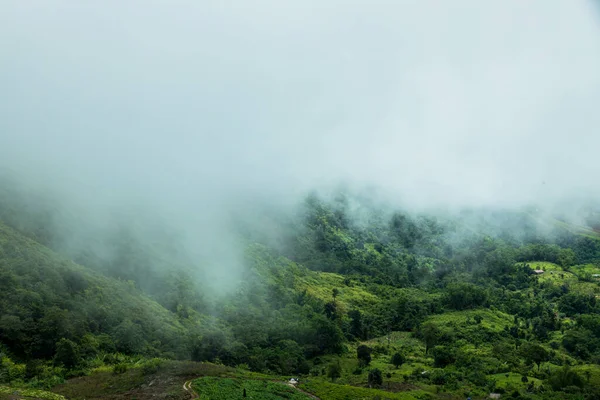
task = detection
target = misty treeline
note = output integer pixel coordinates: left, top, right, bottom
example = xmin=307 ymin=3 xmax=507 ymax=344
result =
xmin=1 ymin=177 xmax=600 ymax=395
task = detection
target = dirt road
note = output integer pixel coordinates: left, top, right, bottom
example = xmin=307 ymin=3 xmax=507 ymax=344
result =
xmin=183 ymin=380 xmax=198 ymax=399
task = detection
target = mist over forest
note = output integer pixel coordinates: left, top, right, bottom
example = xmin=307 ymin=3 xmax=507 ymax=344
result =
xmin=1 ymin=1 xmax=600 ymax=399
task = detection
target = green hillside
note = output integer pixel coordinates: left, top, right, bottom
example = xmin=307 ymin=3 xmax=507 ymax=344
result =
xmin=2 ymin=191 xmax=600 ymax=399
xmin=0 ymin=221 xmax=195 ymax=361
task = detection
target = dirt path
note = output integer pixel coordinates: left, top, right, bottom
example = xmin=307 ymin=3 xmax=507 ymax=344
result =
xmin=183 ymin=380 xmax=198 ymax=399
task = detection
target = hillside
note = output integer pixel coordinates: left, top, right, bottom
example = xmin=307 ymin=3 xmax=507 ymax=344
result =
xmin=0 ymin=220 xmax=199 ymax=361
xmin=2 ymin=191 xmax=600 ymax=399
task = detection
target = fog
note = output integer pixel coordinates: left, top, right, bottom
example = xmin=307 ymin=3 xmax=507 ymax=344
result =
xmin=1 ymin=0 xmax=600 ymax=289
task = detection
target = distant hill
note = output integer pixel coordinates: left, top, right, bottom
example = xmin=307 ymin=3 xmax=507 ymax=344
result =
xmin=0 ymin=221 xmax=193 ymax=360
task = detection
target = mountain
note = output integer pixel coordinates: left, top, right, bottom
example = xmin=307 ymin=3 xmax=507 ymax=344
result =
xmin=2 ymin=187 xmax=600 ymax=399
xmin=0 ymin=221 xmax=193 ymax=360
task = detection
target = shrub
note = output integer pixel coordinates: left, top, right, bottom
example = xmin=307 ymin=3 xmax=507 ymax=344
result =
xmin=327 ymin=362 xmax=341 ymax=382
xmin=112 ymin=363 xmax=128 ymax=375
xmin=368 ymin=368 xmax=383 ymax=387
xmin=391 ymin=352 xmax=405 ymax=368
xmin=432 ymin=346 xmax=456 ymax=368
xmin=357 ymin=345 xmax=372 ymax=367
xmin=141 ymin=358 xmax=163 ymax=375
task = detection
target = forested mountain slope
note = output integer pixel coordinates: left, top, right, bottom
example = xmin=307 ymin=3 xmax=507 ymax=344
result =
xmin=2 ymin=187 xmax=600 ymax=399
xmin=0 ymin=221 xmax=193 ymax=360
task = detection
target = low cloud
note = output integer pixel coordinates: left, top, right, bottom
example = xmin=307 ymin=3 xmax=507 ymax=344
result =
xmin=1 ymin=0 xmax=599 ymax=285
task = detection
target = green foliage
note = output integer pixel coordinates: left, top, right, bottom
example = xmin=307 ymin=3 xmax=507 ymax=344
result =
xmin=140 ymin=358 xmax=163 ymax=375
xmin=112 ymin=363 xmax=128 ymax=375
xmin=547 ymin=365 xmax=584 ymax=391
xmin=327 ymin=362 xmax=342 ymax=382
xmin=0 ymin=222 xmax=189 ymax=361
xmin=418 ymin=322 xmax=441 ymax=354
xmin=53 ymin=339 xmax=80 ymax=369
xmin=519 ymin=342 xmax=549 ymax=371
xmin=192 ymin=377 xmax=312 ymax=399
xmin=356 ymin=344 xmax=372 ymax=367
xmin=432 ymin=345 xmax=456 ymax=368
xmin=444 ymin=282 xmax=488 ymax=310
xmin=368 ymin=368 xmax=383 ymax=387
xmin=391 ymin=352 xmax=405 ymax=368
xmin=3 ymin=189 xmax=600 ymax=399
xmin=0 ymin=386 xmax=66 ymax=400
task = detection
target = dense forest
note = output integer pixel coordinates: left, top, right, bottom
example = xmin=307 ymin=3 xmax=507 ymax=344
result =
xmin=1 ymin=177 xmax=600 ymax=399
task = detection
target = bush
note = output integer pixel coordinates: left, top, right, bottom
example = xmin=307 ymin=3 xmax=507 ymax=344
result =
xmin=391 ymin=352 xmax=405 ymax=368
xmin=141 ymin=358 xmax=163 ymax=375
xmin=547 ymin=365 xmax=584 ymax=391
xmin=112 ymin=363 xmax=128 ymax=375
xmin=368 ymin=368 xmax=383 ymax=387
xmin=54 ymin=338 xmax=80 ymax=369
xmin=357 ymin=345 xmax=372 ymax=367
xmin=372 ymin=345 xmax=388 ymax=355
xmin=327 ymin=362 xmax=341 ymax=382
xmin=432 ymin=346 xmax=455 ymax=368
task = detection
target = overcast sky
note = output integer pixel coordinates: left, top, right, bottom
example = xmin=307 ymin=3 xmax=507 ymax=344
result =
xmin=1 ymin=0 xmax=600 ymax=214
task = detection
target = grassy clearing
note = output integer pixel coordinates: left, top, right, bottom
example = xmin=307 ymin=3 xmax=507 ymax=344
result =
xmin=295 ymin=271 xmax=380 ymax=312
xmin=571 ymin=263 xmax=600 ymax=276
xmin=488 ymin=372 xmax=542 ymax=390
xmin=530 ymin=262 xmax=578 ymax=286
xmin=192 ymin=377 xmax=311 ymax=399
xmin=425 ymin=309 xmax=513 ymax=333
xmin=527 ymin=261 xmax=600 ymax=296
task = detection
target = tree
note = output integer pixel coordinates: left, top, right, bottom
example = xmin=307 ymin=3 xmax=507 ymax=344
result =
xmin=368 ymin=368 xmax=383 ymax=387
xmin=191 ymin=331 xmax=228 ymax=362
xmin=391 ymin=352 xmax=405 ymax=369
xmin=54 ymin=338 xmax=80 ymax=369
xmin=432 ymin=346 xmax=455 ymax=368
xmin=547 ymin=365 xmax=584 ymax=391
xmin=348 ymin=310 xmax=365 ymax=340
xmin=444 ymin=282 xmax=487 ymax=310
xmin=332 ymin=288 xmax=339 ymax=299
xmin=562 ymin=329 xmax=597 ymax=359
xmin=520 ymin=343 xmax=549 ymax=371
xmin=357 ymin=345 xmax=372 ymax=367
xmin=327 ymin=362 xmax=341 ymax=382
xmin=420 ymin=322 xmax=440 ymax=354
xmin=112 ymin=319 xmax=145 ymax=354
xmin=324 ymin=301 xmax=338 ymax=320
xmin=557 ymin=249 xmax=576 ymax=268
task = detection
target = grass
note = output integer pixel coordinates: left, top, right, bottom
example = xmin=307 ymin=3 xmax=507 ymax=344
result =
xmin=571 ymin=263 xmax=600 ymax=276
xmin=299 ymin=380 xmax=434 ymax=400
xmin=488 ymin=372 xmax=542 ymax=390
xmin=52 ymin=360 xmax=232 ymax=400
xmin=425 ymin=309 xmax=513 ymax=333
xmin=526 ymin=261 xmax=600 ymax=296
xmin=192 ymin=377 xmax=311 ymax=399
xmin=0 ymin=386 xmax=65 ymax=400
xmin=295 ymin=270 xmax=380 ymax=313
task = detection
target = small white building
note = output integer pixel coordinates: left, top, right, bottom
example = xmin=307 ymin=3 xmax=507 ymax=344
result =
xmin=533 ymin=270 xmax=545 ymax=275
